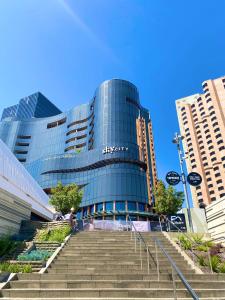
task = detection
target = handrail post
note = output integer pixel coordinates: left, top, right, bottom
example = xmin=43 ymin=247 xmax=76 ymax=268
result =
xmin=147 ymin=246 xmax=150 ymax=274
xmin=171 ymin=266 xmax=177 ymax=300
xmin=139 ymin=238 xmax=142 ymax=270
xmin=155 ymin=240 xmax=160 ymax=281
xmin=207 ymin=247 xmax=213 ymax=274
xmin=159 ymin=216 xmax=162 ymax=232
xmin=134 ymin=231 xmax=137 ymax=253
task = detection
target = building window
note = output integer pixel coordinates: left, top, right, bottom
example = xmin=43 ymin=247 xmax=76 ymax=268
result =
xmin=211 ymin=116 xmax=217 ymax=122
xmin=210 ymin=151 xmax=215 ymax=156
xmin=205 ymin=171 xmax=210 ymax=176
xmin=17 ymin=135 xmax=31 ymax=139
xmin=47 ymin=117 xmax=66 ymax=129
xmin=18 ymin=158 xmax=26 ymax=162
xmin=219 ymin=146 xmax=225 ymax=151
xmin=217 ymin=179 xmax=222 ymax=184
xmin=205 ymin=129 xmax=210 ymax=134
xmin=219 ymin=193 xmax=225 ymax=198
xmin=127 ymin=201 xmax=137 ymax=211
xmin=211 ymin=157 xmax=216 ymax=162
xmin=206 ymin=98 xmax=212 ymax=103
xmin=14 ymin=150 xmax=28 ymax=154
xmin=208 ymin=106 xmax=214 ymax=111
xmin=15 ymin=142 xmax=29 ymax=146
xmin=138 ymin=203 xmax=145 ymax=212
xmin=207 ymin=140 xmax=212 ymax=144
xmin=206 ymin=134 xmax=211 ymax=139
xmin=197 ymin=192 xmax=202 ymax=196
xmin=208 ymin=145 xmax=214 ymax=150
xmin=211 ymin=197 xmax=216 ymax=201
xmin=203 ymin=162 xmax=209 ymax=167
xmin=208 ymin=184 xmax=213 ymax=188
xmin=105 ymin=202 xmax=113 ymax=212
xmin=206 ymin=177 xmax=212 ymax=181
xmin=200 ymin=146 xmax=204 ymax=150
xmin=214 ymin=166 xmax=219 ymax=171
xmin=96 ymin=203 xmax=103 ymax=212
xmin=115 ymin=201 xmax=125 ymax=211
xmin=212 ymin=122 xmax=218 ymax=127
xmin=218 ymin=186 xmax=224 ymax=191
xmin=214 ymin=128 xmax=220 ymax=133
xmin=217 ymin=140 xmax=223 ymax=145
xmin=215 ymin=173 xmax=221 ymax=177
xmin=209 ymin=190 xmax=215 ymax=195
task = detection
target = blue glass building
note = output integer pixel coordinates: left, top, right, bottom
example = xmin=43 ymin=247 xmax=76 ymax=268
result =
xmin=0 ymin=79 xmax=157 ymax=220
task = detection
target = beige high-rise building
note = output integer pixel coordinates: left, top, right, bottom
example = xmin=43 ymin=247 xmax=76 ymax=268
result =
xmin=176 ymin=76 xmax=225 ymax=208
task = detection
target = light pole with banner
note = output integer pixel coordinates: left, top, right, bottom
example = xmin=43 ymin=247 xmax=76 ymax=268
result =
xmin=172 ymin=132 xmax=194 ymax=232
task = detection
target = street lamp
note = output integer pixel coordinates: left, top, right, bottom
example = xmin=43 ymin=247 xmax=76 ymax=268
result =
xmin=172 ymin=132 xmax=194 ymax=232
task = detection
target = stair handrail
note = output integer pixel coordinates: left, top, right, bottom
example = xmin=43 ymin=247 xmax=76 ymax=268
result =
xmin=128 ymin=216 xmax=199 ymax=300
xmin=127 ymin=216 xmax=157 ymax=271
xmin=155 ymin=238 xmax=199 ymax=300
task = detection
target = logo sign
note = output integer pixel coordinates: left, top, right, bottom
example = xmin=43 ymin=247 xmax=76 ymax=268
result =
xmin=187 ymin=172 xmax=202 ymax=186
xmin=168 ymin=214 xmax=187 ymax=232
xmin=166 ymin=171 xmax=180 ymax=186
xmin=102 ymin=146 xmax=128 ymax=154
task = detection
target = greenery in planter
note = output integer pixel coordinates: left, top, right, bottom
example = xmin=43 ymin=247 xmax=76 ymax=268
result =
xmin=208 ymin=255 xmax=221 ymax=273
xmin=177 ymin=234 xmax=192 ymax=250
xmin=36 ymin=225 xmax=71 ymax=243
xmin=17 ymin=250 xmax=53 ymax=261
xmin=197 ymin=255 xmax=207 ymax=267
xmin=49 ymin=182 xmax=83 ymax=215
xmin=219 ymin=262 xmax=225 ymax=273
xmin=0 ymin=236 xmax=23 ymax=258
xmin=0 ymin=263 xmax=32 ymax=273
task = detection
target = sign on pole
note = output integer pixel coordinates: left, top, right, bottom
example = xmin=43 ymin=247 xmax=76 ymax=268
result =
xmin=165 ymin=171 xmax=181 ymax=186
xmin=187 ymin=172 xmax=202 ymax=186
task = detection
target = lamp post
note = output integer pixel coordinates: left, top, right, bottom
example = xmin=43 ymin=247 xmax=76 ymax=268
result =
xmin=172 ymin=132 xmax=194 ymax=232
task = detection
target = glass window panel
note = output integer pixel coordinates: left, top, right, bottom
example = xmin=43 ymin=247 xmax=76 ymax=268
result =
xmin=127 ymin=201 xmax=137 ymax=211
xmin=138 ymin=203 xmax=145 ymax=212
xmin=96 ymin=203 xmax=103 ymax=212
xmin=105 ymin=202 xmax=113 ymax=211
xmin=115 ymin=215 xmax=126 ymax=221
xmin=115 ymin=201 xmax=125 ymax=211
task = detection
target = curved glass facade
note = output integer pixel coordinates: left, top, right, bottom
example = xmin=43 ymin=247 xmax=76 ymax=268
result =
xmin=0 ymin=79 xmax=157 ymax=220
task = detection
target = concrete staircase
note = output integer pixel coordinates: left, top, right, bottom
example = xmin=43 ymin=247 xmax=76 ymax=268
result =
xmin=1 ymin=231 xmax=225 ymax=299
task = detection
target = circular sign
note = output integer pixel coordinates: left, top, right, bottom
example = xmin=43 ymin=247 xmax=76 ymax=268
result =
xmin=187 ymin=172 xmax=202 ymax=186
xmin=166 ymin=171 xmax=181 ymax=186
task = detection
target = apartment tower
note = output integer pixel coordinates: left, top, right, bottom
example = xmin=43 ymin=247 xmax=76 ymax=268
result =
xmin=176 ymin=76 xmax=225 ymax=207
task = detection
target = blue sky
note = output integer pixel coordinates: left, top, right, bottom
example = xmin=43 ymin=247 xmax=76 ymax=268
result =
xmin=0 ymin=0 xmax=225 ymax=202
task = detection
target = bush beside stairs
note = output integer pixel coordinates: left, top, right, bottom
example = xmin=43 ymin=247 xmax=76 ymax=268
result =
xmin=1 ymin=231 xmax=225 ymax=299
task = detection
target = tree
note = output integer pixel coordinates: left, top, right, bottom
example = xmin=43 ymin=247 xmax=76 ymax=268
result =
xmin=154 ymin=180 xmax=184 ymax=215
xmin=49 ymin=182 xmax=83 ymax=215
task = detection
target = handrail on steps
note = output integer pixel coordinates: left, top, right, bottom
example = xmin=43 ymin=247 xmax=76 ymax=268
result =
xmin=127 ymin=215 xmax=199 ymax=300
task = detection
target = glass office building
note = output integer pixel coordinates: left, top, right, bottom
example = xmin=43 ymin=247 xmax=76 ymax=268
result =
xmin=0 ymin=79 xmax=157 ymax=220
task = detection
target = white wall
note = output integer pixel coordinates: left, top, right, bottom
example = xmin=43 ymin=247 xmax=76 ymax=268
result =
xmin=206 ymin=198 xmax=225 ymax=245
xmin=0 ymin=139 xmax=53 ymax=220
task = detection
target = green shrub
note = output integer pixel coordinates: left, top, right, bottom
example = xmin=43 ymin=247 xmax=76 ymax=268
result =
xmin=204 ymin=240 xmax=214 ymax=248
xmin=219 ymin=262 xmax=225 ymax=273
xmin=0 ymin=236 xmax=23 ymax=258
xmin=198 ymin=255 xmax=207 ymax=266
xmin=36 ymin=225 xmax=71 ymax=243
xmin=196 ymin=245 xmax=208 ymax=252
xmin=177 ymin=234 xmax=192 ymax=250
xmin=190 ymin=233 xmax=204 ymax=244
xmin=208 ymin=255 xmax=221 ymax=273
xmin=17 ymin=250 xmax=52 ymax=261
xmin=0 ymin=263 xmax=32 ymax=273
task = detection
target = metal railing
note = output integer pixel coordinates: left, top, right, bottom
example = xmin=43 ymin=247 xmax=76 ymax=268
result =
xmin=128 ymin=216 xmax=199 ymax=300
